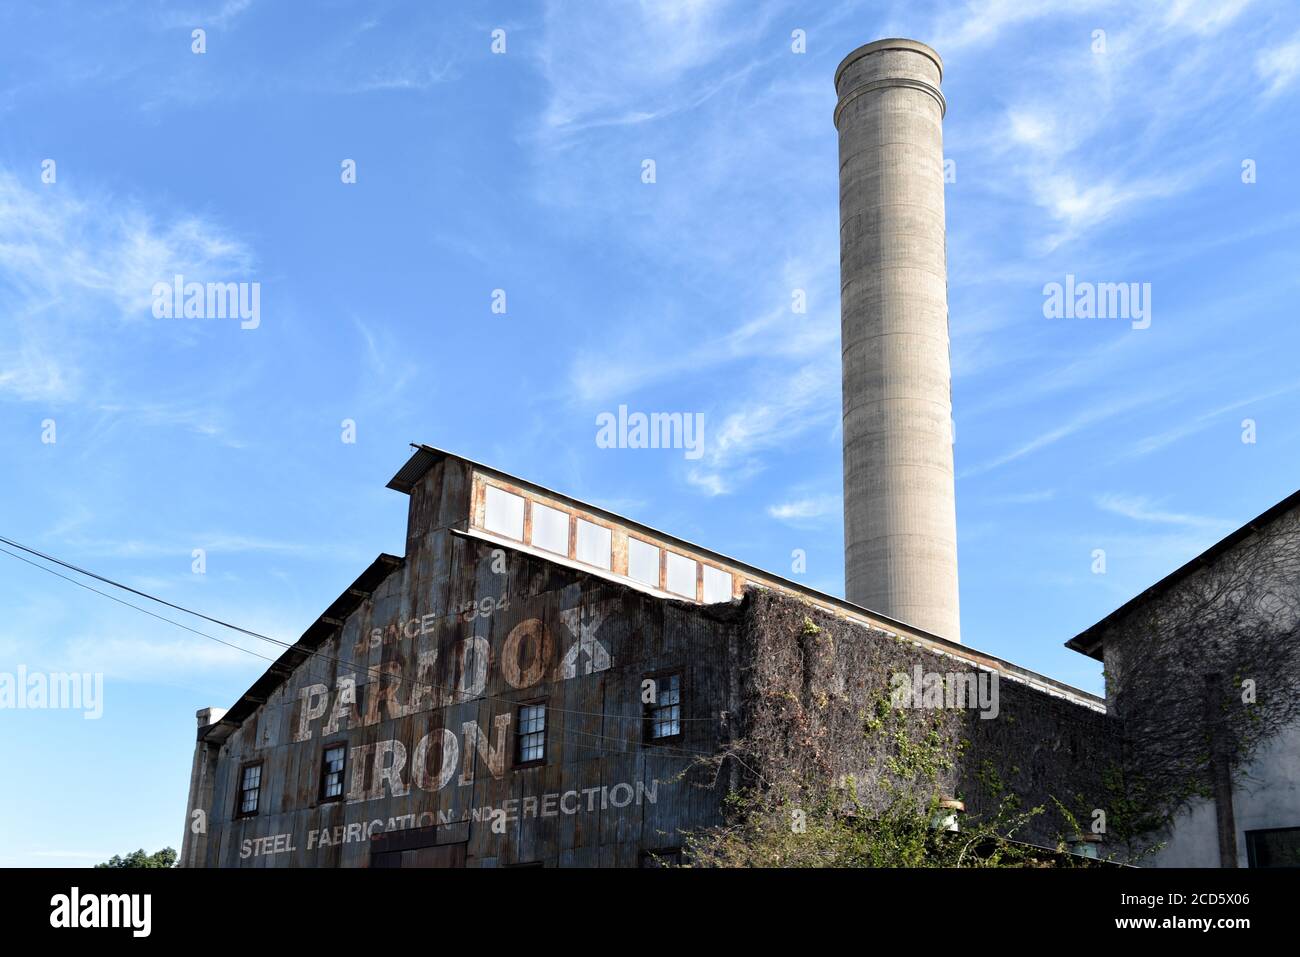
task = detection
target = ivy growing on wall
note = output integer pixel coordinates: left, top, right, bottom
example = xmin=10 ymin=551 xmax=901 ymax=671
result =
xmin=684 ymin=592 xmax=1124 ymax=867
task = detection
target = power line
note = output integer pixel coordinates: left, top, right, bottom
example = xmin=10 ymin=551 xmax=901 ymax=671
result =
xmin=0 ymin=534 xmax=286 ymax=647
xmin=0 ymin=545 xmax=283 ymax=667
xmin=0 ymin=534 xmax=727 ymax=727
xmin=0 ymin=536 xmax=765 ymax=783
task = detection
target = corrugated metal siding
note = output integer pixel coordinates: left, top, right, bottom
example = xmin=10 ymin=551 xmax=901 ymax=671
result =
xmin=201 ymin=460 xmax=729 ymax=867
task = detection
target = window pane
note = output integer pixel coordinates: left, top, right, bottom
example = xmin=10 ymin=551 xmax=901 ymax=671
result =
xmin=517 ymin=704 xmax=546 ymax=763
xmin=641 ymin=848 xmax=682 ymax=868
xmin=702 ymin=565 xmax=733 ymax=603
xmin=484 ymin=485 xmax=525 ymax=540
xmin=240 ymin=765 xmax=261 ymax=814
xmin=665 ymin=552 xmax=697 ymax=598
xmin=531 ymin=503 xmax=569 ymax=555
xmin=627 ymin=538 xmax=660 ymax=587
xmin=575 ymin=519 xmax=612 ymax=569
xmin=323 ymin=746 xmax=346 ymax=799
xmin=1247 ymin=828 xmax=1300 ymax=867
xmin=660 ymin=673 xmax=680 ymax=704
xmin=647 ymin=674 xmax=682 ymax=739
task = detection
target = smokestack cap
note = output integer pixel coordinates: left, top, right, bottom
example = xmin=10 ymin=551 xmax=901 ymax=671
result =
xmin=834 ymin=38 xmax=945 ymax=127
xmin=834 ymin=37 xmax=943 ymax=88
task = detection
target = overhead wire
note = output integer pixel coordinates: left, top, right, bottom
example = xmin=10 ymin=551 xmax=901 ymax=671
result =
xmin=0 ymin=535 xmax=741 ymax=738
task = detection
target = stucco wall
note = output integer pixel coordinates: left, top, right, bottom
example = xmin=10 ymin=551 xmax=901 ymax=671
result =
xmin=1149 ymin=721 xmax=1300 ymax=867
xmin=1096 ymin=503 xmax=1300 ymax=867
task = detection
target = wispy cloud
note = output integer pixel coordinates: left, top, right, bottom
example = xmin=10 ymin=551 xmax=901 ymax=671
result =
xmin=1095 ymin=492 xmax=1234 ymax=531
xmin=1125 ymin=382 xmax=1300 ymax=457
xmin=527 ymin=5 xmax=846 ymax=501
xmin=535 ymin=0 xmax=760 ymax=137
xmin=988 ymin=489 xmax=1056 ymax=505
xmin=687 ymin=362 xmax=839 ymax=495
xmin=767 ymin=493 xmax=840 ymax=523
xmin=961 ymin=390 xmax=1164 ymax=479
xmin=957 ymin=1 xmax=1269 ymax=253
xmin=568 ymin=248 xmax=838 ymax=405
xmin=686 ymin=469 xmax=732 ymax=497
xmin=350 ymin=60 xmax=456 ymax=93
xmin=208 ymin=0 xmax=255 ymax=29
xmin=161 ymin=0 xmax=256 ymax=30
xmin=1257 ymin=30 xmax=1300 ymax=97
xmin=52 ymin=532 xmax=355 ymax=561
xmin=352 ymin=314 xmax=418 ymax=407
xmin=0 ymin=170 xmax=254 ymax=405
xmin=933 ymin=0 xmax=1111 ymax=52
xmin=60 ymin=635 xmax=267 ymax=680
xmin=1163 ymin=0 xmax=1254 ymax=34
xmin=1030 ymin=169 xmax=1203 ymax=252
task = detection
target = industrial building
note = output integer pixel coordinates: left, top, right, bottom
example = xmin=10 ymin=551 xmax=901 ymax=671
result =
xmin=1067 ymin=491 xmax=1300 ymax=868
xmin=179 ymin=38 xmax=1300 ymax=867
xmin=179 ymin=444 xmax=1115 ymax=867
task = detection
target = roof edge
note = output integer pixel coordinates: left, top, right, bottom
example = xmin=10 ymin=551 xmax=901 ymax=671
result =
xmin=399 ymin=444 xmax=1105 ymax=708
xmin=203 ymin=553 xmax=403 ymax=743
xmin=1065 ymin=486 xmax=1300 ymax=659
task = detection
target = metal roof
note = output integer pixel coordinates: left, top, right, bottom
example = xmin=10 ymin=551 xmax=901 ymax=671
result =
xmin=200 ymin=553 xmax=403 ymax=744
xmin=201 ymin=443 xmax=1120 ymax=743
xmin=390 ymin=443 xmax=1105 ymax=710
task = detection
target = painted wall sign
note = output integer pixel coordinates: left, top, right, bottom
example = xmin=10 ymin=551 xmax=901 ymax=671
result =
xmin=238 ymin=779 xmax=663 ymax=859
xmin=294 ymin=607 xmax=612 ymax=744
xmin=282 ymin=605 xmax=618 ymax=805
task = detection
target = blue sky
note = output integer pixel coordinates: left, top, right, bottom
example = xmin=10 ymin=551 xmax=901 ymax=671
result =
xmin=2 ymin=0 xmax=1299 ymax=866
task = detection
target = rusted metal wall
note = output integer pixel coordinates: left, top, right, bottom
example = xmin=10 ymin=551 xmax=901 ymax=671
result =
xmin=198 ymin=457 xmax=732 ymax=867
xmin=192 ymin=453 xmax=1120 ymax=867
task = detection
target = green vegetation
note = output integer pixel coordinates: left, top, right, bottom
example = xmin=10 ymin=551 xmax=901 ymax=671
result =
xmin=95 ymin=847 xmax=177 ymax=869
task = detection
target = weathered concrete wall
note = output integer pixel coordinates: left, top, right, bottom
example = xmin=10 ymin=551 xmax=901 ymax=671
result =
xmin=733 ymin=591 xmax=1119 ymax=849
xmin=836 ymin=38 xmax=961 ymax=642
xmin=1152 ymin=722 xmax=1300 ymax=867
xmin=1096 ymin=503 xmax=1300 ymax=867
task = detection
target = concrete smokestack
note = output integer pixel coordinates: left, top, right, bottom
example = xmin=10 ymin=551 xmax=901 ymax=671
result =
xmin=835 ymin=38 xmax=960 ymax=641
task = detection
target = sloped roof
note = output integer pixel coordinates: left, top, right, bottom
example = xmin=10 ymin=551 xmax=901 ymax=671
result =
xmin=1065 ymin=487 xmax=1300 ymax=661
xmin=201 ymin=443 xmax=1113 ymax=745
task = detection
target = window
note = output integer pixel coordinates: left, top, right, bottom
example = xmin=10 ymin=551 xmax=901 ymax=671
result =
xmin=665 ymin=552 xmax=697 ymax=598
xmin=236 ymin=762 xmax=263 ymax=817
xmin=640 ymin=847 xmax=683 ymax=868
xmin=1246 ymin=827 xmax=1300 ymax=868
xmin=575 ymin=519 xmax=612 ymax=569
xmin=516 ymin=702 xmax=546 ymax=765
xmin=531 ymin=502 xmax=570 ymax=555
xmin=645 ymin=673 xmax=682 ymax=741
xmin=627 ymin=537 xmax=661 ymax=587
xmin=319 ymin=744 xmax=346 ymax=802
xmin=702 ymin=565 xmax=733 ymax=603
xmin=483 ymin=485 xmax=525 ymax=540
